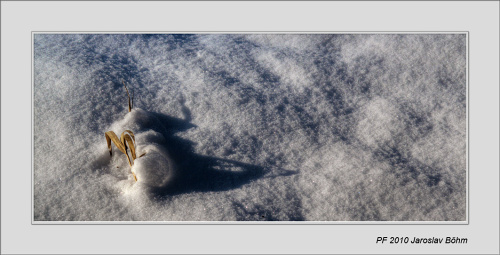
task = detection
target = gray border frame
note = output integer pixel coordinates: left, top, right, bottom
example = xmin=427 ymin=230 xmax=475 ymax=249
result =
xmin=31 ymin=31 xmax=470 ymax=225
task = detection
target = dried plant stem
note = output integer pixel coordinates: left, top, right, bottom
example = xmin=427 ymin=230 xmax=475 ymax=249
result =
xmin=122 ymin=79 xmax=133 ymax=112
xmin=104 ymin=81 xmax=141 ymax=181
xmin=105 ymin=130 xmax=140 ymax=181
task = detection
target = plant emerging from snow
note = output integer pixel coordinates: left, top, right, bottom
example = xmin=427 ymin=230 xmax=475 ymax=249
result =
xmin=104 ymin=81 xmax=143 ymax=181
xmin=105 ymin=129 xmax=138 ymax=180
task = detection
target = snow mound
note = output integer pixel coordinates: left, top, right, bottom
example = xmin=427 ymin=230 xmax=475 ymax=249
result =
xmin=105 ymin=108 xmax=176 ymax=189
xmin=132 ymin=142 xmax=175 ymax=188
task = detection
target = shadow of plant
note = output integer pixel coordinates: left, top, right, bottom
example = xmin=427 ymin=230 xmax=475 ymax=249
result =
xmin=145 ymin=112 xmax=298 ymax=197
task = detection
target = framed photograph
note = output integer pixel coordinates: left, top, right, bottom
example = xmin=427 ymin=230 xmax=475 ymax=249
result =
xmin=32 ymin=32 xmax=468 ymax=223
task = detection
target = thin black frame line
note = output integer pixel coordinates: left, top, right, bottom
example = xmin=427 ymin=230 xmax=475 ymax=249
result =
xmin=32 ymin=222 xmax=467 ymax=225
xmin=31 ymin=33 xmax=34 ymax=223
xmin=32 ymin=31 xmax=470 ymax=33
xmin=30 ymin=32 xmax=470 ymax=225
xmin=31 ymin=32 xmax=470 ymax=225
xmin=465 ymin=33 xmax=470 ymax=224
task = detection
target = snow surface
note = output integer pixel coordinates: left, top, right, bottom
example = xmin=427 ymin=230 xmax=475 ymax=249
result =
xmin=33 ymin=34 xmax=466 ymax=221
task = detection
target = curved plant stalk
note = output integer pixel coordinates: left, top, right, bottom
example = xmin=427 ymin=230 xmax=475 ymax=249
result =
xmin=105 ymin=130 xmax=139 ymax=181
xmin=121 ymin=130 xmax=137 ymax=161
xmin=104 ymin=80 xmax=140 ymax=181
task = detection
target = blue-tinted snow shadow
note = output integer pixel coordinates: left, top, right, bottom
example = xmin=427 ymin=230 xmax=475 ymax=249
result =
xmin=147 ymin=112 xmax=299 ymax=197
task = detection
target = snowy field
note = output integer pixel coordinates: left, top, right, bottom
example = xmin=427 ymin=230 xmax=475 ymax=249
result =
xmin=33 ymin=34 xmax=466 ymax=221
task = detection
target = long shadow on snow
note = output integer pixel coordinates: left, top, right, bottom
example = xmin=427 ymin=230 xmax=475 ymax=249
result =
xmin=147 ymin=112 xmax=298 ymax=197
